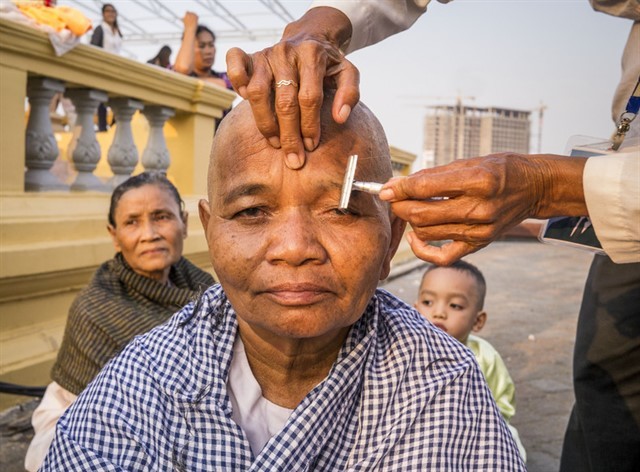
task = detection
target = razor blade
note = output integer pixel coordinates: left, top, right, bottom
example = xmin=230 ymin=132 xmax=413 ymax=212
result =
xmin=339 ymin=154 xmax=384 ymax=209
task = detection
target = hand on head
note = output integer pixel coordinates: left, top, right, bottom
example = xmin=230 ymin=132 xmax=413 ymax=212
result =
xmin=225 ymin=7 xmax=360 ymax=170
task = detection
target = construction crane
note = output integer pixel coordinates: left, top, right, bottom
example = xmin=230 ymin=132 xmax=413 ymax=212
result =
xmin=532 ymin=101 xmax=547 ymax=154
xmin=398 ymin=94 xmax=476 ymax=110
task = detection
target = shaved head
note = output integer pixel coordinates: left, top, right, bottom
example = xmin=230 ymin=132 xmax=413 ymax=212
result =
xmin=208 ymin=92 xmax=393 ymax=199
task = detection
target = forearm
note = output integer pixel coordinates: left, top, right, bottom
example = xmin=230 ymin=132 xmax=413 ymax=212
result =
xmin=173 ymin=31 xmax=197 ymax=75
xmin=309 ymin=0 xmax=437 ymax=53
xmin=529 ymin=154 xmax=588 ymax=219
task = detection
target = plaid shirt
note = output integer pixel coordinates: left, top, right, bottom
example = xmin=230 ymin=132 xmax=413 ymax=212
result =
xmin=42 ymin=286 xmax=525 ymax=471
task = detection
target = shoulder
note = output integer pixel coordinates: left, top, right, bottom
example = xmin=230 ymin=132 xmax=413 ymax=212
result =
xmin=99 ymin=284 xmax=232 ymax=398
xmin=466 ymin=334 xmax=512 ymax=380
xmin=211 ymin=70 xmax=234 ymax=90
xmin=67 ymin=260 xmax=122 ymax=318
xmin=466 ymin=334 xmax=504 ymax=364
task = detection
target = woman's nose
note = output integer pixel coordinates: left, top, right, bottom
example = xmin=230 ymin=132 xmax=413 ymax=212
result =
xmin=266 ymin=210 xmax=327 ymax=266
xmin=139 ymin=218 xmax=159 ymax=240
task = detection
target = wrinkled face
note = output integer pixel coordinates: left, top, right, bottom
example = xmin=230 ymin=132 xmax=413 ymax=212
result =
xmin=414 ymin=268 xmax=483 ymax=343
xmin=199 ymin=113 xmax=403 ymax=341
xmin=109 ymin=184 xmax=187 ymax=284
xmin=195 ymin=31 xmax=215 ymax=70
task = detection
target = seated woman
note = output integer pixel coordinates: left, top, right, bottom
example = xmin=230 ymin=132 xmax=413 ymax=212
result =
xmin=24 ymin=172 xmax=214 ymax=471
xmin=173 ymin=11 xmax=233 ymax=90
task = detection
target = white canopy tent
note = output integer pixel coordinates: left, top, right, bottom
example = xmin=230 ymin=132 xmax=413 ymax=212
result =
xmin=64 ymin=0 xmax=303 ymax=64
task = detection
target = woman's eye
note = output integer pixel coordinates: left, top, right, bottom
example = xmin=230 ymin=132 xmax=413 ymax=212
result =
xmin=331 ymin=207 xmax=359 ymax=217
xmin=233 ymin=207 xmax=266 ymax=219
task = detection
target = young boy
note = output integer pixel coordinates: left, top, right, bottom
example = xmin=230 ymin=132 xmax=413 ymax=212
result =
xmin=414 ymin=260 xmax=527 ymax=461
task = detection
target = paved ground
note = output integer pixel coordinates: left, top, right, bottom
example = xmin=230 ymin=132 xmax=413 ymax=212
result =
xmin=383 ymin=240 xmax=594 ymax=471
xmin=0 ymin=240 xmax=593 ymax=471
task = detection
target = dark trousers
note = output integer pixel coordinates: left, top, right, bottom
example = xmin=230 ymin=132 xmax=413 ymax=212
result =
xmin=97 ymin=103 xmax=108 ymax=132
xmin=560 ymin=255 xmax=640 ymax=472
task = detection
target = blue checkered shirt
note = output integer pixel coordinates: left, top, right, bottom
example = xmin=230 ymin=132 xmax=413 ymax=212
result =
xmin=41 ymin=286 xmax=525 ymax=471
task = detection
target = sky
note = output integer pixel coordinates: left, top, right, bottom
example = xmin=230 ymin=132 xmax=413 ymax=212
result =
xmin=87 ymin=0 xmax=631 ymax=166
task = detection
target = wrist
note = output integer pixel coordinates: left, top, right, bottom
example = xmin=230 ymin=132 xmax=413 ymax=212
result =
xmin=282 ymin=7 xmax=352 ymax=51
xmin=530 ymin=154 xmax=588 ymax=218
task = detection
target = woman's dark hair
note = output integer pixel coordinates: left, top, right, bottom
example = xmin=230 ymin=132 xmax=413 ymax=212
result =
xmin=102 ymin=3 xmax=122 ymax=38
xmin=108 ymin=172 xmax=184 ymax=227
xmin=196 ymin=25 xmax=216 ymax=42
xmin=148 ymin=45 xmax=172 ymax=65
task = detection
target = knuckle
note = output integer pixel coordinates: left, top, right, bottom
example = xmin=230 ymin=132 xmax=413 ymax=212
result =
xmin=298 ymin=90 xmax=322 ymax=111
xmin=275 ymin=94 xmax=298 ymax=117
xmin=473 ymin=225 xmax=497 ymax=242
xmin=246 ymin=82 xmax=271 ymax=103
xmin=298 ymin=40 xmax=323 ymax=57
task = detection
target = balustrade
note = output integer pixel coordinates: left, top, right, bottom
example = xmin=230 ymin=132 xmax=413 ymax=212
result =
xmin=66 ymin=88 xmax=108 ymax=191
xmin=25 ymin=77 xmax=67 ymax=192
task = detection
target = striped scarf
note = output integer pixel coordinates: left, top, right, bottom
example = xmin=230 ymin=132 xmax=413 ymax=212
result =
xmin=51 ymin=253 xmax=214 ymax=395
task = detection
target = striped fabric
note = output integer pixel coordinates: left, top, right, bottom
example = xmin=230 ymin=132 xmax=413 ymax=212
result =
xmin=42 ymin=286 xmax=525 ymax=471
xmin=51 ymin=253 xmax=214 ymax=395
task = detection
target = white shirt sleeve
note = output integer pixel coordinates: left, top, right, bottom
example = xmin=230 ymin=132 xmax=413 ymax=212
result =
xmin=309 ymin=0 xmax=451 ymax=54
xmin=24 ymin=382 xmax=77 ymax=472
xmin=583 ymin=149 xmax=640 ymax=263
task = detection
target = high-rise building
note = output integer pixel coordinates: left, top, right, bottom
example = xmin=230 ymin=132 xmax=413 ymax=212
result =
xmin=423 ymin=104 xmax=531 ymax=168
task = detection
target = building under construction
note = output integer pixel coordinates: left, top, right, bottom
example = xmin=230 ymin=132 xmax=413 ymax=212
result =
xmin=423 ymin=104 xmax=531 ymax=168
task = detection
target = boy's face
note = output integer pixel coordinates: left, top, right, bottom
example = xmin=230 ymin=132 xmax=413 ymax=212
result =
xmin=414 ymin=267 xmax=485 ymax=344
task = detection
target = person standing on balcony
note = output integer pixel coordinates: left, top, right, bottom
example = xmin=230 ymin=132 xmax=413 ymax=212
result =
xmin=174 ymin=11 xmax=234 ymax=126
xmin=174 ymin=11 xmax=233 ymax=91
xmin=90 ymin=3 xmax=122 ymax=132
xmin=23 ymin=173 xmax=214 ymax=471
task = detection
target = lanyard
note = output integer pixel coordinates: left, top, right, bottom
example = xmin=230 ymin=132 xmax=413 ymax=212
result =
xmin=611 ymin=75 xmax=640 ymax=150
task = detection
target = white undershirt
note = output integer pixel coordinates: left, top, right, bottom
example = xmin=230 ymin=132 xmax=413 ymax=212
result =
xmin=100 ymin=21 xmax=122 ymax=54
xmin=227 ymin=336 xmax=294 ymax=456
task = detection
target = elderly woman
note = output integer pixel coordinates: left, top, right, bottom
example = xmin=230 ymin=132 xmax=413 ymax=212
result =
xmin=41 ymin=97 xmax=523 ymax=470
xmin=24 ymin=172 xmax=214 ymax=471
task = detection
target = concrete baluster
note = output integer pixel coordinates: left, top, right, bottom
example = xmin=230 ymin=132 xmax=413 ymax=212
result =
xmin=141 ymin=106 xmax=175 ymax=174
xmin=66 ymin=89 xmax=109 ymax=191
xmin=107 ymin=97 xmax=144 ymax=187
xmin=24 ymin=77 xmax=67 ymax=191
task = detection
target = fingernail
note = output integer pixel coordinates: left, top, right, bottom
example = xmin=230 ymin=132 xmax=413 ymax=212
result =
xmin=268 ymin=136 xmax=281 ymax=148
xmin=379 ymin=188 xmax=394 ymax=200
xmin=338 ymin=104 xmax=351 ymax=122
xmin=285 ymin=152 xmax=304 ymax=169
xmin=303 ymin=138 xmax=316 ymax=151
xmin=238 ymin=86 xmax=247 ymax=99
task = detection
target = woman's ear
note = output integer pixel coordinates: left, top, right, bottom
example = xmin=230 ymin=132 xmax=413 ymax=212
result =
xmin=107 ymin=224 xmax=121 ymax=252
xmin=198 ymin=199 xmax=211 ymax=240
xmin=181 ymin=210 xmax=189 ymax=239
xmin=380 ymin=215 xmax=408 ymax=281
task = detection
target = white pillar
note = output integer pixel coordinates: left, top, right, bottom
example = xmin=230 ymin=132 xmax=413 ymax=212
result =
xmin=66 ymin=88 xmax=109 ymax=191
xmin=141 ymin=106 xmax=175 ymax=174
xmin=25 ymin=77 xmax=67 ymax=191
xmin=107 ymin=97 xmax=144 ymax=188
